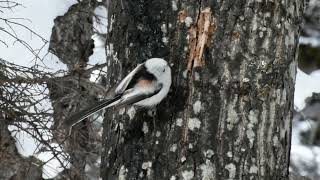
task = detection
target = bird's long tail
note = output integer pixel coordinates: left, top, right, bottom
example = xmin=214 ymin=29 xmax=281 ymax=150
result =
xmin=63 ymin=95 xmax=121 ymax=128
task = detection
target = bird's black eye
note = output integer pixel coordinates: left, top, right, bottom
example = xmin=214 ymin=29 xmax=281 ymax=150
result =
xmin=163 ymin=68 xmax=165 ymax=72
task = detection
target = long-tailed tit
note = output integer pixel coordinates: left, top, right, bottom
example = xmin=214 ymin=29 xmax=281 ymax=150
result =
xmin=63 ymin=58 xmax=172 ymax=128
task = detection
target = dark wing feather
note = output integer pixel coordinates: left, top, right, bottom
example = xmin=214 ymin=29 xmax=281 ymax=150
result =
xmin=115 ymin=63 xmax=156 ymax=94
xmin=115 ymin=84 xmax=162 ymax=108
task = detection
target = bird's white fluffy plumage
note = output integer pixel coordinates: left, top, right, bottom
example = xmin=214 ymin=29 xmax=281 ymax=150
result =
xmin=134 ymin=58 xmax=171 ymax=106
xmin=64 ymin=58 xmax=172 ymax=128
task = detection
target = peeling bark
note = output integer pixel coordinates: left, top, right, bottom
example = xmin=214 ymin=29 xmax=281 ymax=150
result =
xmin=101 ymin=0 xmax=304 ymax=180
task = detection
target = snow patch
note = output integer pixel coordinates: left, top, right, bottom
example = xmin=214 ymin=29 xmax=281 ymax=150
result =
xmin=294 ymin=68 xmax=320 ymax=109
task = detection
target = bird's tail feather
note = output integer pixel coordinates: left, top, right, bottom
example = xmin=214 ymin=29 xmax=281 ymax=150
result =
xmin=63 ymin=95 xmax=121 ymax=128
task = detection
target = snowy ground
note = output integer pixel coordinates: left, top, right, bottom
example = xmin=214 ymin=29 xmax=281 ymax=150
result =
xmin=1 ymin=0 xmax=320 ymax=179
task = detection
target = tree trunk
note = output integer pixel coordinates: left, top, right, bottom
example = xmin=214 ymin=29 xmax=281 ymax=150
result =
xmin=48 ymin=0 xmax=101 ymax=179
xmin=101 ymin=0 xmax=304 ymax=180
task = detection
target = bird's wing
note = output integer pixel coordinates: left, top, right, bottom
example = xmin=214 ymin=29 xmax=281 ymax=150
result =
xmin=108 ymin=83 xmax=163 ymax=108
xmin=63 ymin=95 xmax=121 ymax=128
xmin=115 ymin=63 xmax=144 ymax=94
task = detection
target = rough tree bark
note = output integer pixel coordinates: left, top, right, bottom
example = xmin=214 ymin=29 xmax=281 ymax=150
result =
xmin=48 ymin=0 xmax=103 ymax=179
xmin=101 ymin=0 xmax=304 ymax=180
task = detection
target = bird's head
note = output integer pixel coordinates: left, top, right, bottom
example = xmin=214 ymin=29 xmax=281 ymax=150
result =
xmin=145 ymin=58 xmax=171 ymax=85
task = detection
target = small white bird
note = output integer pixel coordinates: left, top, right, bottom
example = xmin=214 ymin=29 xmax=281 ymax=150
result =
xmin=63 ymin=58 xmax=172 ymax=128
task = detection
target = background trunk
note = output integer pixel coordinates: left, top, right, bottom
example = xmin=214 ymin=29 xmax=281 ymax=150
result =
xmin=101 ymin=0 xmax=304 ymax=180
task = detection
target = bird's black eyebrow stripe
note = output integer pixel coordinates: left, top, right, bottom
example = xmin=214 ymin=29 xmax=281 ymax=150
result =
xmin=126 ymin=64 xmax=156 ymax=90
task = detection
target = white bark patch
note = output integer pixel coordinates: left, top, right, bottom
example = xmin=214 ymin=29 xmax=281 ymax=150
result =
xmin=119 ymin=122 xmax=124 ymax=130
xmin=119 ymin=108 xmax=125 ymax=115
xmin=182 ymin=170 xmax=194 ymax=180
xmin=273 ymin=135 xmax=279 ymax=147
xmin=162 ymin=37 xmax=169 ymax=45
xmin=156 ymin=131 xmax=161 ymax=137
xmin=170 ymin=144 xmax=177 ymax=152
xmin=194 ymin=72 xmax=200 ymax=81
xmin=225 ymin=163 xmax=236 ymax=179
xmin=193 ymin=100 xmax=202 ymax=114
xmin=185 ymin=17 xmax=193 ymax=27
xmin=170 ymin=176 xmax=177 ymax=180
xmin=247 ymin=110 xmax=258 ymax=147
xmin=281 ymin=89 xmax=287 ymax=106
xmin=226 ymin=96 xmax=239 ymax=130
xmin=176 ymin=118 xmax=183 ymax=127
xmin=227 ymin=151 xmax=232 ymax=158
xmin=242 ymin=78 xmax=250 ymax=82
xmin=289 ymin=60 xmax=296 ymax=80
xmin=204 ymin=149 xmax=214 ymax=158
xmin=161 ymin=24 xmax=167 ymax=34
xmin=139 ymin=172 xmax=144 ymax=178
xmin=275 ymin=89 xmax=281 ymax=104
xmin=171 ymin=0 xmax=178 ymax=11
xmin=284 ymin=21 xmax=295 ymax=46
xmin=251 ymin=14 xmax=258 ymax=31
xmin=109 ymin=15 xmax=115 ymax=32
xmin=267 ymin=101 xmax=276 ymax=145
xmin=259 ymin=31 xmax=264 ymax=38
xmin=183 ymin=70 xmax=188 ymax=79
xmin=262 ymin=28 xmax=271 ymax=49
xmin=200 ymin=160 xmax=214 ymax=180
xmin=188 ymin=118 xmax=201 ymax=131
xmin=249 ymin=165 xmax=258 ymax=174
xmin=181 ymin=156 xmax=186 ymax=163
xmin=142 ymin=122 xmax=149 ymax=134
xmin=118 ymin=165 xmax=128 ymax=180
xmin=142 ymin=161 xmax=152 ymax=177
xmin=142 ymin=161 xmax=152 ymax=169
xmin=107 ymin=43 xmax=114 ymax=57
xmin=127 ymin=106 xmax=136 ymax=119
xmin=209 ymin=78 xmax=218 ymax=85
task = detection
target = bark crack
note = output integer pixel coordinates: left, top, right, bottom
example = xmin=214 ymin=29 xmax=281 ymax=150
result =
xmin=186 ymin=7 xmax=216 ymax=71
